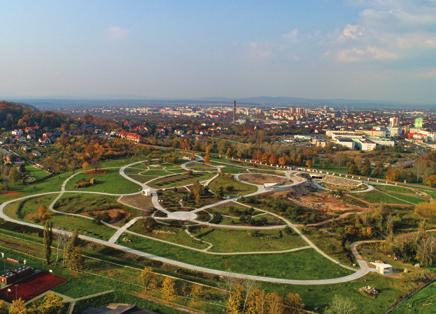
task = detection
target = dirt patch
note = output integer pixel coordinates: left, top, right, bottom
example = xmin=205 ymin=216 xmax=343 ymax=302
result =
xmin=295 ymin=191 xmax=368 ymax=213
xmin=322 ymin=175 xmax=361 ymax=190
xmin=118 ymin=194 xmax=154 ymax=211
xmin=85 ymin=169 xmax=107 ymax=175
xmin=239 ymin=173 xmax=288 ymax=185
xmin=91 ymin=208 xmax=130 ymax=223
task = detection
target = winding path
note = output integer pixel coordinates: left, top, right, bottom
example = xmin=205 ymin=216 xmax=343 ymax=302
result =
xmin=0 ymin=158 xmax=375 ymax=285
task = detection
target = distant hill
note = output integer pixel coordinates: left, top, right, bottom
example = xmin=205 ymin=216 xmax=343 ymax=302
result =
xmin=0 ymin=100 xmax=67 ymax=130
xmin=12 ymin=97 xmax=436 ymax=111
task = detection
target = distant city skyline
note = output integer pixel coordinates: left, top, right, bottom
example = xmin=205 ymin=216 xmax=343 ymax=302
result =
xmin=1 ymin=0 xmax=436 ymax=104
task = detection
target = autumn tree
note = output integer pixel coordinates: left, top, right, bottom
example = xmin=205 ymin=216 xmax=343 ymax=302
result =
xmin=8 ymin=298 xmax=27 ymax=314
xmin=226 ymin=282 xmax=243 ymax=314
xmin=286 ymin=292 xmax=304 ymax=313
xmin=305 ymin=159 xmax=313 ymax=169
xmin=266 ymin=292 xmax=284 ymax=314
xmin=0 ymin=300 xmax=7 ymax=314
xmin=278 ymin=155 xmax=287 ymax=167
xmin=38 ymin=205 xmax=48 ymax=222
xmin=140 ymin=267 xmax=154 ymax=292
xmin=191 ymin=181 xmax=203 ymax=206
xmin=414 ymin=200 xmax=435 ymax=219
xmin=161 ymin=277 xmax=176 ymax=302
xmin=188 ymin=284 xmax=203 ymax=308
xmin=36 ymin=292 xmax=64 ymax=314
xmin=245 ymin=288 xmax=266 ymax=314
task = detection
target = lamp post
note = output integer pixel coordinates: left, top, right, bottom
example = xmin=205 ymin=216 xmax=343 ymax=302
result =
xmin=8 ymin=285 xmax=18 ymax=300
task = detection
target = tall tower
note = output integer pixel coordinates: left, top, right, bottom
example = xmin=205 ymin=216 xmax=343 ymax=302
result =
xmin=233 ymin=100 xmax=237 ymax=123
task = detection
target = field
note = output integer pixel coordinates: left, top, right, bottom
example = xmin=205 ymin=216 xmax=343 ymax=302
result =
xmin=1 ymin=152 xmax=434 ymax=313
xmin=66 ymin=168 xmax=142 ymax=194
xmin=208 ymin=174 xmax=257 ymax=197
xmin=238 ymin=173 xmax=288 ymax=185
xmin=391 ymin=282 xmax=435 ymax=314
xmin=121 ymin=234 xmax=351 ymax=280
xmin=192 ymin=227 xmax=306 ymax=252
xmin=149 ymin=172 xmax=215 ymax=188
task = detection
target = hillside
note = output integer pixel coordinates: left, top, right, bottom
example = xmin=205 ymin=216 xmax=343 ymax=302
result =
xmin=0 ymin=101 xmax=67 ymax=130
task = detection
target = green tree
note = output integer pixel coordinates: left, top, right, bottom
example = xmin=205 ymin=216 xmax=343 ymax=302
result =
xmin=43 ymin=221 xmax=53 ymax=265
xmin=416 ymin=237 xmax=433 ymax=267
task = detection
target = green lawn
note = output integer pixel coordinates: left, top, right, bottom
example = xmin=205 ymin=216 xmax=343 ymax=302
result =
xmin=26 ymin=165 xmax=50 ymax=180
xmin=121 ymin=234 xmax=352 ymax=280
xmin=4 ymin=196 xmax=116 ymax=240
xmin=373 ymin=184 xmax=415 ymax=194
xmin=128 ymin=222 xmax=208 ymax=250
xmin=4 ymin=194 xmax=58 ymax=221
xmin=54 ymin=193 xmax=142 ymax=225
xmin=356 ymin=190 xmax=414 ymax=205
xmin=185 ymin=162 xmax=217 ymax=172
xmin=0 ymin=171 xmax=73 ymax=204
xmin=262 ymin=273 xmax=422 ymax=314
xmin=208 ymin=174 xmax=257 ymax=197
xmin=392 ymin=282 xmax=435 ymax=314
xmin=193 ymin=228 xmax=306 ymax=252
xmin=66 ymin=168 xmax=142 ymax=194
xmin=149 ymin=172 xmax=215 ymax=188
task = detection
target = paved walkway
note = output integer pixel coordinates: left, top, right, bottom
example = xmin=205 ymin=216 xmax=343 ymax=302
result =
xmin=0 ymin=158 xmax=375 ymax=285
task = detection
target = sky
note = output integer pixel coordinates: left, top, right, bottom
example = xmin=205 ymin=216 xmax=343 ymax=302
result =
xmin=1 ymin=0 xmax=436 ymax=104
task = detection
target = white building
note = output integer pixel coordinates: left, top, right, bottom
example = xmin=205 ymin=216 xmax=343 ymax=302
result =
xmin=371 ymin=262 xmax=393 ymax=275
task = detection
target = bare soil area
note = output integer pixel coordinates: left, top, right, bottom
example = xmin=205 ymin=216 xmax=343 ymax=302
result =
xmin=239 ymin=173 xmax=288 ymax=185
xmin=294 ymin=191 xmax=368 ymax=213
xmin=118 ymin=194 xmax=154 ymax=211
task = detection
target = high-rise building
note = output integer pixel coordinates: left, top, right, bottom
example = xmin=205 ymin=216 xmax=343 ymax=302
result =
xmin=414 ymin=117 xmax=423 ymax=129
xmin=233 ymin=100 xmax=237 ymax=123
xmin=389 ymin=116 xmax=399 ymax=128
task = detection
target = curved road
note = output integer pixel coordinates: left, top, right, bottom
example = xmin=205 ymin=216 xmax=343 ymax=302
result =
xmin=0 ymin=159 xmax=374 ymax=285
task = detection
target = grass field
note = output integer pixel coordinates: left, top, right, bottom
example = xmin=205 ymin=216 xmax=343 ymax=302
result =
xmin=128 ymin=222 xmax=208 ymax=250
xmin=391 ymin=282 xmax=435 ymax=314
xmin=54 ymin=193 xmax=142 ymax=225
xmin=193 ymin=228 xmax=306 ymax=252
xmin=121 ymin=234 xmax=351 ymax=280
xmin=4 ymin=196 xmax=116 ymax=240
xmin=66 ymin=169 xmax=142 ymax=194
xmin=149 ymin=172 xmax=215 ymax=189
xmin=185 ymin=162 xmax=217 ymax=172
xmin=262 ymin=273 xmax=421 ymax=314
xmin=355 ymin=190 xmax=416 ymax=205
xmin=0 ymin=232 xmax=204 ymax=314
xmin=208 ymin=174 xmax=257 ymax=197
xmin=26 ymin=165 xmax=50 ymax=181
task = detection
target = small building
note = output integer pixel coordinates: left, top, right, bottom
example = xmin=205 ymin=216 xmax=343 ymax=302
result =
xmin=371 ymin=262 xmax=393 ymax=275
xmin=142 ymin=188 xmax=152 ymax=197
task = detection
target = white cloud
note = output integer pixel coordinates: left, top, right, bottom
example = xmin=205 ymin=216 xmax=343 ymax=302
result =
xmin=106 ymin=26 xmax=128 ymax=39
xmin=337 ymin=46 xmax=398 ymax=63
xmin=282 ymin=28 xmax=299 ymax=42
xmin=338 ymin=24 xmax=364 ymax=41
xmin=247 ymin=42 xmax=273 ymax=60
xmin=332 ymin=1 xmax=436 ymax=63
